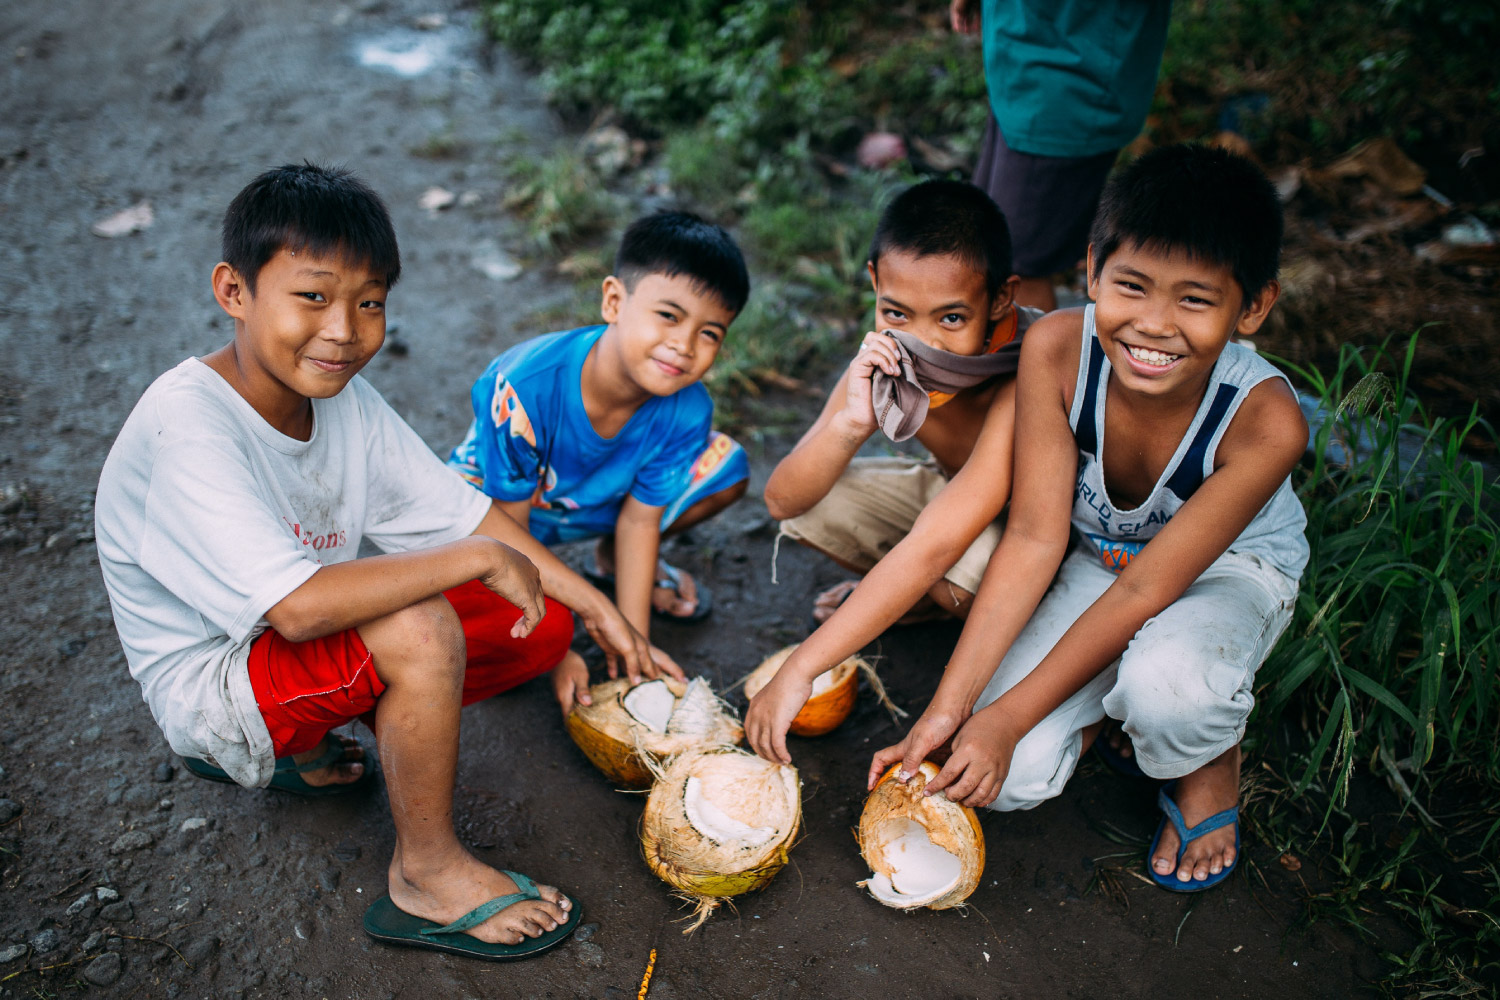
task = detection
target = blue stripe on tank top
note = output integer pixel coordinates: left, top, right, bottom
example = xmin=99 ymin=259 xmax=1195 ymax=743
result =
xmin=1164 ymin=382 xmax=1240 ymax=502
xmin=1075 ymin=337 xmax=1107 ymax=456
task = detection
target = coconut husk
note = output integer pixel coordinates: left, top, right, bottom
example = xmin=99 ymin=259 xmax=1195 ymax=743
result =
xmin=857 ymin=761 xmax=984 ymax=910
xmin=741 ymin=645 xmax=907 ymax=737
xmin=640 ymin=747 xmax=801 ymax=932
xmin=565 ymin=677 xmax=743 ymax=789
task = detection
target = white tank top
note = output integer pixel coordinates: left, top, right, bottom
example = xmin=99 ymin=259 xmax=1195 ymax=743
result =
xmin=1068 ymin=305 xmax=1309 ymax=580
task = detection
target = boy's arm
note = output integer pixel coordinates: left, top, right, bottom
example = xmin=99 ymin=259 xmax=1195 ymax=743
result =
xmin=265 ymin=535 xmax=544 ymax=643
xmin=924 ymin=379 xmax=1309 ymax=806
xmin=762 ymin=333 xmax=905 ymax=520
xmin=746 ymin=378 xmax=1019 ymax=763
xmin=613 ymin=496 xmax=665 ymax=641
xmin=470 ymin=502 xmax=682 ymax=683
xmin=865 ymin=315 xmax=1082 ymax=784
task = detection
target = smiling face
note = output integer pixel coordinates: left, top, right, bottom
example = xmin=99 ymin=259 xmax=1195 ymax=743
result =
xmin=597 ymin=271 xmax=734 ymax=399
xmin=208 ymin=247 xmax=387 ymax=435
xmin=1087 ymin=242 xmax=1278 ymax=403
xmin=867 ymin=250 xmax=1011 ymax=355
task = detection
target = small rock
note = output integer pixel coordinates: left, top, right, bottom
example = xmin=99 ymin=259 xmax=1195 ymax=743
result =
xmin=29 ymin=928 xmax=60 ymax=954
xmin=317 ymin=868 xmax=340 ymax=893
xmin=107 ymin=774 xmax=129 ymax=789
xmin=293 ymin=919 xmax=314 ymax=941
xmin=180 ymin=817 xmax=208 ymax=833
xmin=418 ymin=186 xmax=456 ymax=213
xmin=574 ymin=922 xmax=599 ymax=943
xmin=332 ymin=841 xmax=361 ymax=863
xmin=91 ymin=201 xmax=154 ymax=239
xmin=574 ymin=940 xmax=605 ymax=968
xmin=153 ymin=762 xmax=175 ymax=783
xmin=111 ymin=830 xmax=154 ymax=854
xmin=183 ymin=935 xmax=218 ymax=965
xmin=82 ymin=931 xmax=106 ymax=952
xmin=83 ymin=952 xmax=124 ymax=986
xmin=100 ymin=901 xmax=134 ymax=923
xmin=0 ymin=799 xmax=19 ymax=823
xmin=414 ymin=12 xmax=447 ymax=29
xmin=96 ymin=886 xmax=120 ymax=902
xmin=158 ymin=798 xmax=174 ymax=811
xmin=0 ymin=943 xmax=27 ymax=963
xmin=152 ymin=946 xmax=171 ymax=964
xmin=66 ymin=892 xmax=94 ymax=916
xmin=470 ymin=240 xmax=522 ymax=281
xmin=458 ymin=190 xmax=481 ymax=207
xmin=248 ymin=853 xmax=266 ymax=868
xmin=0 ymin=763 xmax=6 ymax=781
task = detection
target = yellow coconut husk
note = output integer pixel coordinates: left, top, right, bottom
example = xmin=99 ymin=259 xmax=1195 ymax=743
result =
xmin=565 ymin=677 xmax=743 ymax=789
xmin=856 ymin=761 xmax=984 ymax=910
xmin=640 ymin=746 xmax=801 ymax=932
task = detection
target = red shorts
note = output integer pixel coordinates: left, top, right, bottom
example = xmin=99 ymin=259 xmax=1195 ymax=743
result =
xmin=246 ymin=580 xmax=574 ymax=757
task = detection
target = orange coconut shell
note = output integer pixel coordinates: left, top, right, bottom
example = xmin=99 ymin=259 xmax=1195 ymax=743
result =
xmin=857 ymin=761 xmax=985 ymax=910
xmin=742 ymin=645 xmax=863 ymax=737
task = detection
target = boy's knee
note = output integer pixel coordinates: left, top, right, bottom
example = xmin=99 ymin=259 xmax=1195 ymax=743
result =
xmin=989 ymin=732 xmax=1074 ymax=812
xmin=361 ymin=594 xmax=467 ymax=684
xmin=1107 ymin=643 xmax=1251 ymax=773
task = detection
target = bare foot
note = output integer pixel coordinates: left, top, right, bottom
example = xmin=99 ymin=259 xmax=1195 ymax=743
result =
xmin=594 ymin=538 xmax=700 ymax=617
xmin=1152 ymin=745 xmax=1241 ymax=885
xmin=389 ymin=848 xmax=571 ymax=945
xmin=1102 ymin=720 xmax=1134 ymax=761
xmin=292 ymin=733 xmax=366 ymax=788
xmin=811 ymin=579 xmax=859 ymax=623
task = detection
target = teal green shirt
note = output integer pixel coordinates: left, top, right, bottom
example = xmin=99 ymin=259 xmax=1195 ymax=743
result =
xmin=983 ymin=0 xmax=1171 ymax=158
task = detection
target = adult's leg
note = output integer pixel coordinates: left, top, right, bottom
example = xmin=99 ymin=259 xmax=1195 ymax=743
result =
xmin=1102 ymin=551 xmax=1297 ymax=884
xmin=361 ymin=595 xmax=571 ymax=944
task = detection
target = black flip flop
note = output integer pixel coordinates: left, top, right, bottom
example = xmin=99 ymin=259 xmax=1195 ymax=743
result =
xmin=363 ymin=871 xmax=581 ymax=960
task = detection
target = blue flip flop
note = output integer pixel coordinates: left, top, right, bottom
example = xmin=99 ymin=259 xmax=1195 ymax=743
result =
xmin=363 ymin=870 xmax=581 ymax=961
xmin=1148 ymin=781 xmax=1240 ymax=892
xmin=181 ymin=738 xmax=372 ymax=797
xmin=584 ymin=562 xmax=713 ymax=623
xmin=1093 ymin=728 xmax=1152 ymax=779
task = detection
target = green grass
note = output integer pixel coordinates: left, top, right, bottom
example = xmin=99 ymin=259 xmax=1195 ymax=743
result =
xmin=1252 ymin=335 xmax=1500 ymax=995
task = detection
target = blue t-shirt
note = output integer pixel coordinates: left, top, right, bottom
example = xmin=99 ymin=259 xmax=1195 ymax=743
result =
xmin=448 ymin=325 xmax=715 ymax=544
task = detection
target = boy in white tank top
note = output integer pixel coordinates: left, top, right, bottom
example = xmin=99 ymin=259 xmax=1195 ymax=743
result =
xmin=866 ymin=145 xmax=1309 ymax=892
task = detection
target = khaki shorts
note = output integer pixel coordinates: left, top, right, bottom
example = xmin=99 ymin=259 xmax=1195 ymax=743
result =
xmin=778 ymin=456 xmax=1003 ymax=596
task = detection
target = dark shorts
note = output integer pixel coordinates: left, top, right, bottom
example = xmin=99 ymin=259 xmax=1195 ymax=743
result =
xmin=247 ymin=580 xmax=574 ymax=756
xmin=972 ymin=113 xmax=1119 ymax=277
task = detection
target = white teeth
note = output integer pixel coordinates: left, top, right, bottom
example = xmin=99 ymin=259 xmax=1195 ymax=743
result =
xmin=1126 ymin=345 xmax=1180 ymax=367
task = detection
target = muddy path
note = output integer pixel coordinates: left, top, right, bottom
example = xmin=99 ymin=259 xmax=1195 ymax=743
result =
xmin=0 ymin=1 xmax=1382 ymax=996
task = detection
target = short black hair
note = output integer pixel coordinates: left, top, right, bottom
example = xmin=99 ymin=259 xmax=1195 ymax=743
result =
xmin=221 ymin=163 xmax=401 ymax=293
xmin=1089 ymin=144 xmax=1282 ymax=306
xmin=867 ymin=180 xmax=1013 ymax=298
xmin=615 ymin=210 xmax=750 ymax=315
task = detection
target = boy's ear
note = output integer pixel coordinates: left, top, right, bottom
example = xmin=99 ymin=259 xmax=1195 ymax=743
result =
xmin=989 ymin=274 xmax=1021 ymax=321
xmin=866 ymin=260 xmax=878 ymax=294
xmin=600 ymin=275 xmax=626 ymax=323
xmin=1084 ymin=244 xmax=1101 ymax=301
xmin=211 ymin=262 xmax=250 ymax=319
xmin=1235 ymin=280 xmax=1281 ymax=336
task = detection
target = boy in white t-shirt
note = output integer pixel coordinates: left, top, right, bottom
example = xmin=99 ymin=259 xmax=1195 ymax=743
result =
xmin=95 ymin=164 xmax=662 ymax=960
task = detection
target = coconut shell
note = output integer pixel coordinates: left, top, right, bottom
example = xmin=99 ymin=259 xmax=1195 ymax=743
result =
xmin=857 ymin=761 xmax=984 ymax=910
xmin=565 ymin=677 xmax=744 ymax=789
xmin=640 ymin=747 xmax=801 ymax=931
xmin=742 ymin=645 xmax=864 ymax=737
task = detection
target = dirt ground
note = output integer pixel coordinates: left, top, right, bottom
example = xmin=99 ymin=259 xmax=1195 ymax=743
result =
xmin=0 ymin=1 xmax=1387 ymax=997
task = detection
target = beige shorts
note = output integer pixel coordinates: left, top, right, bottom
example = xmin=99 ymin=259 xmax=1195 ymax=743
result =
xmin=778 ymin=456 xmax=1003 ymax=596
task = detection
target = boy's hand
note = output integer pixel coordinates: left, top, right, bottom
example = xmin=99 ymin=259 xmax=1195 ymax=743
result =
xmin=866 ymin=703 xmax=967 ymax=791
xmin=550 ymin=650 xmax=592 ymax=717
xmin=841 ymin=331 xmax=903 ymax=432
xmin=478 ymin=540 xmax=547 ymax=637
xmin=646 ymin=644 xmax=687 ymax=682
xmin=923 ymin=707 xmax=1019 ymax=809
xmin=576 ymin=596 xmax=655 ymax=684
xmin=746 ymin=670 xmax=814 ymax=765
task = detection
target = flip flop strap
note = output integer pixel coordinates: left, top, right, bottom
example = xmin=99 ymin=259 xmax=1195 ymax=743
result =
xmin=418 ymin=874 xmax=542 ymax=937
xmin=1157 ymin=784 xmax=1239 ymax=857
xmin=654 ymin=560 xmax=682 ymax=591
xmin=275 ymin=741 xmax=346 ymax=774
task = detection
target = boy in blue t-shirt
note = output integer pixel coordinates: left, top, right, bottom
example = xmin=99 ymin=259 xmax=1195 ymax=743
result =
xmin=449 ymin=211 xmax=750 ymax=648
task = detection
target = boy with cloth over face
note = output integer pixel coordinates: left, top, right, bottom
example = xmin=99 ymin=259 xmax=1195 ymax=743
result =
xmin=868 ymin=145 xmax=1308 ymax=892
xmin=95 ymin=164 xmax=660 ymax=960
xmin=747 ymin=180 xmax=1041 ymax=758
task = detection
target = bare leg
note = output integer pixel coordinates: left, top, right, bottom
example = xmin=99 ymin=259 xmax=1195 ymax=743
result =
xmin=360 ymin=595 xmax=570 ymax=944
xmin=595 ymin=480 xmax=747 ymax=616
xmin=1151 ymin=744 xmax=1241 ymax=884
xmin=1015 ymin=275 xmax=1057 ymax=312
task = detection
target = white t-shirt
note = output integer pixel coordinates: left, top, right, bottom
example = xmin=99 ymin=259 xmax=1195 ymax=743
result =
xmin=95 ymin=359 xmax=492 ymax=787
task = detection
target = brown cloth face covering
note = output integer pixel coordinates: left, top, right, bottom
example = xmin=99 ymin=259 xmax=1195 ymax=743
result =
xmin=869 ymin=329 xmax=1023 ymax=442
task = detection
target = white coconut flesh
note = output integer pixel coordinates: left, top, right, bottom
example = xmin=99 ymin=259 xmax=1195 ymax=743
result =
xmin=622 ymin=679 xmax=676 ymax=734
xmin=866 ymin=819 xmax=962 ymax=906
xmin=683 ymin=775 xmax=775 ymax=847
xmin=666 ymin=677 xmax=720 ymax=736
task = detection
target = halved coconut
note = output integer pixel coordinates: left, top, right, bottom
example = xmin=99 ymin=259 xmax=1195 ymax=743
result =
xmin=641 ymin=747 xmax=801 ymax=931
xmin=741 ymin=645 xmax=865 ymax=737
xmin=857 ymin=761 xmax=984 ymax=910
xmin=566 ymin=676 xmax=743 ymax=789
